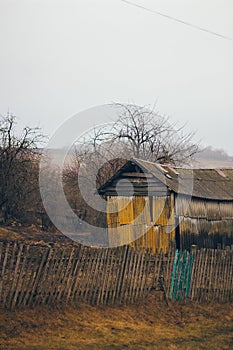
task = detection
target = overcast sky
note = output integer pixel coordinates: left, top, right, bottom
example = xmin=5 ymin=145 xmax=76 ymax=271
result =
xmin=0 ymin=0 xmax=233 ymax=154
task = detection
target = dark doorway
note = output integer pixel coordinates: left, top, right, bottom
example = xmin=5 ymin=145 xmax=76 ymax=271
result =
xmin=175 ymin=218 xmax=180 ymax=250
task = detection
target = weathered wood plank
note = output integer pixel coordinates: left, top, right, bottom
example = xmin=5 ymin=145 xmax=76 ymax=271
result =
xmin=29 ymin=247 xmax=50 ymax=306
xmin=70 ymin=245 xmax=86 ymax=302
xmin=11 ymin=245 xmax=30 ymax=309
xmin=7 ymin=244 xmax=24 ymax=309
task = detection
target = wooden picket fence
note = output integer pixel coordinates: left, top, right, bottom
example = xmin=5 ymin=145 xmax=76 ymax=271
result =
xmin=0 ymin=242 xmax=152 ymax=310
xmin=0 ymin=241 xmax=232 ymax=309
xmin=190 ymin=248 xmax=233 ymax=302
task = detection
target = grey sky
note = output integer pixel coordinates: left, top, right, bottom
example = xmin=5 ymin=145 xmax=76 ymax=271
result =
xmin=0 ymin=0 xmax=233 ymax=154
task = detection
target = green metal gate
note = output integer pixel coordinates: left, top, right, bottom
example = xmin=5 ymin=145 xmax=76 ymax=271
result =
xmin=169 ymin=250 xmax=193 ymax=301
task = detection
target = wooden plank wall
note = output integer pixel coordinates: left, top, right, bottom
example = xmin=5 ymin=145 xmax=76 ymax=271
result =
xmin=0 ymin=242 xmax=232 ymax=309
xmin=99 ymin=167 xmax=168 ymax=197
xmin=107 ymin=195 xmax=175 ymax=253
xmin=176 ymin=195 xmax=233 ymax=249
xmin=179 ymin=217 xmax=233 ymax=249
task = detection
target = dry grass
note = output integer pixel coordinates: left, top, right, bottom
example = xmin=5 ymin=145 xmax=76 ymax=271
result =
xmin=0 ymin=226 xmax=70 ymax=245
xmin=0 ymin=297 xmax=232 ymax=350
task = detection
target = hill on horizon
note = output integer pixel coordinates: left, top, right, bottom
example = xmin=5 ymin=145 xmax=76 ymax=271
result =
xmin=193 ymin=146 xmax=233 ymax=168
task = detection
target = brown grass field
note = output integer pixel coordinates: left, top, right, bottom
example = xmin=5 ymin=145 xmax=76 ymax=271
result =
xmin=0 ymin=297 xmax=232 ymax=350
xmin=0 ymin=226 xmax=233 ymax=349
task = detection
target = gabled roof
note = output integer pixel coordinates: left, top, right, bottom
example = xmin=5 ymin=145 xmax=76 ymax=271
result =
xmin=98 ymin=158 xmax=233 ymax=201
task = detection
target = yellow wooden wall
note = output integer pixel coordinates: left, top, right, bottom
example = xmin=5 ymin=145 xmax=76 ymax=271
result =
xmin=106 ymin=195 xmax=175 ymax=253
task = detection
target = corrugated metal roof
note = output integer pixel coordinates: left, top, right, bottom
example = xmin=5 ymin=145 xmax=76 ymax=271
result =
xmin=133 ymin=158 xmax=233 ymax=200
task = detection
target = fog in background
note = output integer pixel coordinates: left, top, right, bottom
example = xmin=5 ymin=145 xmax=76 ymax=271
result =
xmin=0 ymin=0 xmax=233 ymax=154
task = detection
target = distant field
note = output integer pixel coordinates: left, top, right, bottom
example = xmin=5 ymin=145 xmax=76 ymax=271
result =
xmin=0 ymin=298 xmax=232 ymax=350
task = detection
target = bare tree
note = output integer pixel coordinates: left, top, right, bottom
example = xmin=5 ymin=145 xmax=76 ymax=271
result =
xmin=89 ymin=103 xmax=199 ymax=165
xmin=73 ymin=103 xmax=199 ymax=168
xmin=0 ymin=113 xmax=44 ymax=223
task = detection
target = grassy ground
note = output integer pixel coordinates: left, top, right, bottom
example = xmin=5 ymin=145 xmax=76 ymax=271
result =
xmin=0 ymin=297 xmax=232 ymax=350
xmin=0 ymin=225 xmax=71 ymax=245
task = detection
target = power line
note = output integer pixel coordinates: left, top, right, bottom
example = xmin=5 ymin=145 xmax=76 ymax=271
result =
xmin=120 ymin=0 xmax=233 ymax=43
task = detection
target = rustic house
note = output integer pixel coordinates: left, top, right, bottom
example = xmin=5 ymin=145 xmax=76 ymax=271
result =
xmin=98 ymin=158 xmax=233 ymax=251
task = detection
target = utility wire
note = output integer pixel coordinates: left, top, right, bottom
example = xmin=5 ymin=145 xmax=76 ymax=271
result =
xmin=120 ymin=0 xmax=233 ymax=43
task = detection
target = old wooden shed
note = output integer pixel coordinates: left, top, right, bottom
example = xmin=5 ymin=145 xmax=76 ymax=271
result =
xmin=98 ymin=158 xmax=233 ymax=251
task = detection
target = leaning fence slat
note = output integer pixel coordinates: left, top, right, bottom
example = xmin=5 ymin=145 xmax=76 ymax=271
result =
xmin=99 ymin=249 xmax=112 ymax=304
xmin=56 ymin=247 xmax=75 ymax=303
xmin=229 ymin=251 xmax=233 ymax=300
xmin=81 ymin=247 xmax=96 ymax=303
xmin=7 ymin=244 xmax=24 ymax=308
xmin=83 ymin=248 xmax=98 ymax=303
xmin=207 ymin=249 xmax=214 ymax=301
xmin=29 ymin=247 xmax=50 ymax=306
xmin=200 ymin=249 xmax=208 ymax=302
xmin=66 ymin=245 xmax=82 ymax=303
xmin=224 ymin=250 xmax=231 ymax=301
xmin=225 ymin=251 xmax=231 ymax=301
xmin=39 ymin=248 xmax=57 ymax=306
xmin=216 ymin=250 xmax=223 ymax=302
xmin=110 ymin=246 xmax=123 ymax=304
xmin=88 ymin=248 xmax=102 ymax=305
xmin=133 ymin=250 xmax=144 ymax=303
xmin=195 ymin=249 xmax=203 ymax=301
xmin=3 ymin=242 xmax=17 ymax=305
xmin=73 ymin=245 xmax=88 ymax=302
xmin=43 ymin=247 xmax=62 ymax=305
xmin=123 ymin=247 xmax=134 ymax=304
xmin=127 ymin=250 xmax=138 ymax=304
xmin=0 ymin=243 xmax=10 ymax=305
xmin=138 ymin=251 xmax=147 ymax=300
xmin=142 ymin=250 xmax=151 ymax=301
xmin=21 ymin=248 xmax=44 ymax=307
xmin=49 ymin=248 xmax=66 ymax=304
xmin=227 ymin=252 xmax=232 ymax=300
xmin=77 ymin=247 xmax=91 ymax=302
xmin=121 ymin=247 xmax=133 ymax=304
xmin=222 ymin=251 xmax=229 ymax=301
xmin=134 ymin=249 xmax=144 ymax=302
xmin=96 ymin=249 xmax=108 ymax=305
xmin=115 ymin=245 xmax=129 ymax=302
xmin=0 ymin=242 xmax=7 ymax=303
xmin=102 ymin=249 xmax=115 ymax=304
xmin=11 ymin=245 xmax=30 ymax=309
